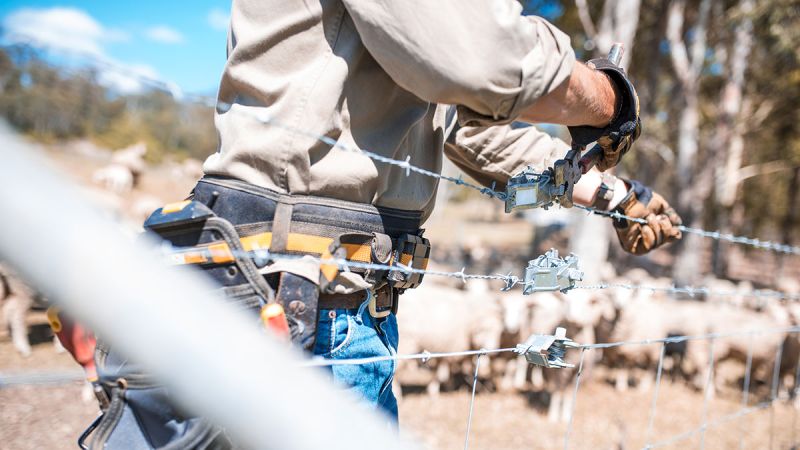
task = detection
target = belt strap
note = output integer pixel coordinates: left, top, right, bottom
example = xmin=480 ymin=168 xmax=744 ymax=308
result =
xmin=169 ymin=231 xmax=373 ymax=264
xmin=269 ymin=202 xmax=293 ymax=253
xmin=319 ymin=286 xmax=394 ymax=311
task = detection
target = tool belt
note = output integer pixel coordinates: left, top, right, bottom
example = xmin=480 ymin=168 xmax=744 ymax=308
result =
xmin=143 ymin=176 xmax=431 ymax=349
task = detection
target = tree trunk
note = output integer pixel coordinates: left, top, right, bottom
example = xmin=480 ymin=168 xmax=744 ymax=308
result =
xmin=774 ymin=167 xmax=800 ymax=283
xmin=570 ymin=0 xmax=641 ymax=277
xmin=711 ymin=0 xmax=755 ymax=277
xmin=593 ymin=0 xmax=642 ymax=68
xmin=667 ymin=0 xmax=711 ymax=284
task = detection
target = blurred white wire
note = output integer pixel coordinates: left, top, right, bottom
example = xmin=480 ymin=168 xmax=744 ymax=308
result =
xmin=0 ymin=122 xmax=417 ymax=450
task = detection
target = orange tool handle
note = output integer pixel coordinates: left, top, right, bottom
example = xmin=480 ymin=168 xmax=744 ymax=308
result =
xmin=260 ymin=303 xmax=290 ymax=340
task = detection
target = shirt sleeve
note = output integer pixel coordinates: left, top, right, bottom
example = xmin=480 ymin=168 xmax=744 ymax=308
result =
xmin=443 ymin=121 xmax=570 ymax=191
xmin=341 ymin=0 xmax=575 ymax=126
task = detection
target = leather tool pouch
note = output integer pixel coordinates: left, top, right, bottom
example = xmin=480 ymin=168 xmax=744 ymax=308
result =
xmin=82 ymin=341 xmax=234 ymax=450
xmin=268 ymin=271 xmax=319 ymax=350
xmin=80 ymin=177 xmax=427 ymax=449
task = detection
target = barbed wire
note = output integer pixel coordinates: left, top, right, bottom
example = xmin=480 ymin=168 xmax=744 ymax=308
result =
xmin=7 ymin=39 xmax=797 ymax=258
xmin=4 ymin=35 xmax=799 ymax=450
xmin=227 ymin=105 xmax=508 ymax=201
xmin=164 ymin=245 xmax=800 ymax=302
xmin=575 ymin=205 xmax=800 ymax=255
xmin=575 ymin=282 xmax=800 ymax=301
xmin=230 ymin=104 xmax=800 ymax=258
xmin=163 ymin=244 xmax=524 ymax=287
xmin=4 ymin=328 xmax=796 ymax=382
xmin=234 ymin=104 xmax=800 ymax=257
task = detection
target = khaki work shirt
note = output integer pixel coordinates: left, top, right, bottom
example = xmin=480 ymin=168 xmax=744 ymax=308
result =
xmin=204 ymin=0 xmax=575 ymax=223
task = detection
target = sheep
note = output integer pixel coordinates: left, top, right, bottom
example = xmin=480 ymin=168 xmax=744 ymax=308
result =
xmin=603 ymin=278 xmax=709 ymax=392
xmin=496 ymin=288 xmax=611 ymax=423
xmin=0 ymin=265 xmax=36 ymax=357
xmin=394 ymin=283 xmax=504 ymax=398
xmin=111 ymin=142 xmax=147 ymax=186
xmin=705 ymin=304 xmax=787 ymax=396
xmin=92 ymin=163 xmax=134 ymax=195
xmin=605 ymin=281 xmax=787 ymax=398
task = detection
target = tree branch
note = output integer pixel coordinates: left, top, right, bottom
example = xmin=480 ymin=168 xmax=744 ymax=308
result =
xmin=575 ymin=0 xmax=598 ymax=41
xmin=666 ymin=0 xmax=691 ymax=86
xmin=689 ymin=0 xmax=712 ymax=78
xmin=737 ymin=161 xmax=795 ymax=183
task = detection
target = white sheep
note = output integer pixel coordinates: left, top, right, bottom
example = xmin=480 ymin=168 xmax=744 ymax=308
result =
xmin=394 ymin=283 xmax=504 ymax=398
xmin=111 ymin=142 xmax=147 ymax=185
xmin=92 ymin=163 xmax=134 ymax=195
xmin=0 ymin=265 xmax=36 ymax=357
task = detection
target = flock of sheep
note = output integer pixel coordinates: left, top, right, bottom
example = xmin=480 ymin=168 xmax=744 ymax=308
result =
xmin=394 ymin=269 xmax=800 ymax=422
xmin=1 ymin=143 xmax=798 ymax=425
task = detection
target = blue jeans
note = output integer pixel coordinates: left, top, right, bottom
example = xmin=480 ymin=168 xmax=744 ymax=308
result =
xmin=313 ymin=290 xmax=400 ymax=421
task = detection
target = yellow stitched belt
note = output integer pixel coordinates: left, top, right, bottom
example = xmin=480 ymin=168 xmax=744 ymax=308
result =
xmin=168 ymin=231 xmax=375 ymax=281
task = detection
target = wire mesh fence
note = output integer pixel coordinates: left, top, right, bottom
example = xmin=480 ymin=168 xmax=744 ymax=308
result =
xmin=0 ymin=39 xmax=798 ymax=450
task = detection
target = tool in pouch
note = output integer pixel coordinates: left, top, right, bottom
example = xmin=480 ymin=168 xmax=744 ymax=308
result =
xmin=505 ymin=43 xmax=625 ymax=212
xmin=147 ymin=187 xmax=430 ymax=342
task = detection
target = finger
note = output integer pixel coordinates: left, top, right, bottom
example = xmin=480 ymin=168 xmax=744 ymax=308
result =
xmin=656 ymin=215 xmax=677 ymax=244
xmin=649 ymin=194 xmax=670 ymax=215
xmin=618 ymin=224 xmax=641 ymax=255
xmin=640 ymin=216 xmax=658 ymax=252
xmin=664 ymin=207 xmax=683 ymax=226
xmin=645 ymin=214 xmax=664 ymax=247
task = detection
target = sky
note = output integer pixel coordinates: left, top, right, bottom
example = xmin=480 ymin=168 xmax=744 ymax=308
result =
xmin=0 ymin=1 xmax=232 ymax=95
xmin=0 ymin=2 xmax=562 ymax=97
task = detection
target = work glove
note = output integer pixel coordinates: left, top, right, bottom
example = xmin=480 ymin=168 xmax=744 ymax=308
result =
xmin=612 ymin=180 xmax=682 ymax=255
xmin=568 ymin=58 xmax=641 ymax=172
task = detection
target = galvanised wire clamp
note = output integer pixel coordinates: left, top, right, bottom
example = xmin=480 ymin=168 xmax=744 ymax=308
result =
xmin=515 ymin=327 xmax=579 ymax=369
xmin=523 ymin=249 xmax=583 ymax=294
xmin=504 ymin=167 xmax=559 ymax=212
xmin=505 ymin=44 xmax=626 ymax=212
xmin=504 ymin=148 xmax=582 ymax=212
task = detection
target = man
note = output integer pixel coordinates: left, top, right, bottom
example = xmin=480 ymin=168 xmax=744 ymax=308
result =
xmin=83 ymin=1 xmax=681 ymax=447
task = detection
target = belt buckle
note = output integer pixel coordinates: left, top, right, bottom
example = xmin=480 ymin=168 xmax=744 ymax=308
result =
xmin=368 ymin=287 xmax=392 ymax=319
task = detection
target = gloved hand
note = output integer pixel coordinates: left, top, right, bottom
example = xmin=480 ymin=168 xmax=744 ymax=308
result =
xmin=569 ymin=58 xmax=641 ymax=171
xmin=612 ymin=180 xmax=682 ymax=255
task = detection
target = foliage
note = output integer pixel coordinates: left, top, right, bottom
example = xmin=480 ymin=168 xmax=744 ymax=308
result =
xmin=0 ymin=46 xmax=217 ymax=163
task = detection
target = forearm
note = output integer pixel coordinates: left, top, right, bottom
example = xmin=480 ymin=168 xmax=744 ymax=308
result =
xmin=572 ymin=166 xmax=627 ymax=209
xmin=518 ymin=62 xmax=617 ymax=127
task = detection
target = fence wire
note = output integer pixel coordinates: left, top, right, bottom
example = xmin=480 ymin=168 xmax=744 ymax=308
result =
xmin=3 ymin=39 xmax=800 ymax=450
xmin=162 ymin=245 xmax=800 ymax=303
xmin=4 ymin=326 xmax=798 ymax=450
xmin=4 ymin=39 xmax=797 ymax=258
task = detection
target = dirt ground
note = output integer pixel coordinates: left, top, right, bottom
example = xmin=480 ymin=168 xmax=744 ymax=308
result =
xmin=2 ymin=145 xmax=799 ymax=449
xmin=2 ymin=332 xmax=798 ymax=450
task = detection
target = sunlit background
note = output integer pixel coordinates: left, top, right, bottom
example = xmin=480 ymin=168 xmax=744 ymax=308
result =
xmin=0 ymin=1 xmax=799 ymax=449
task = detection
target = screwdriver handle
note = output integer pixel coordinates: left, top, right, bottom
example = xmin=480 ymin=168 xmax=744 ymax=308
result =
xmin=607 ymin=43 xmax=624 ymax=66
